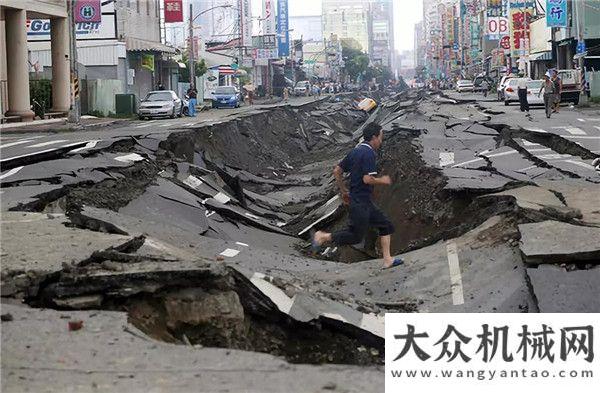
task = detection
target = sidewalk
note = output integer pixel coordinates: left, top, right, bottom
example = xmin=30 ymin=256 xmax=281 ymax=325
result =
xmin=0 ymin=116 xmax=130 ymax=134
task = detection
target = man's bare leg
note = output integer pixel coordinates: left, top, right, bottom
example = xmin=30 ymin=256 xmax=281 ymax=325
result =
xmin=314 ymin=230 xmax=332 ymax=246
xmin=380 ymin=235 xmax=394 ymax=268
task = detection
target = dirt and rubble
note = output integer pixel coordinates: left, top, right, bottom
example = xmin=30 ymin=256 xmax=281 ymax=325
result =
xmin=1 ymin=89 xmax=599 ymax=392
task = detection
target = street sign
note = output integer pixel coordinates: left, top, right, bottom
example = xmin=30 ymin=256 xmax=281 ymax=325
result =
xmin=231 ymin=63 xmax=239 ymax=70
xmin=500 ymin=35 xmax=510 ymax=50
xmin=75 ymin=0 xmax=101 ymax=23
xmin=577 ymin=40 xmax=586 ymax=54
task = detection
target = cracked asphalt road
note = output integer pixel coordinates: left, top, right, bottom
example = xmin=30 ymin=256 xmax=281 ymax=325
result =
xmin=1 ymin=89 xmax=599 ymax=392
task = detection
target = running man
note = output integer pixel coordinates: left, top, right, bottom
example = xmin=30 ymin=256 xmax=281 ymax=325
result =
xmin=312 ymin=123 xmax=403 ymax=269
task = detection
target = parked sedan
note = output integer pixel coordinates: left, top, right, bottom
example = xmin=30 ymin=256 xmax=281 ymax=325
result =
xmin=455 ymin=80 xmax=474 ymax=93
xmin=211 ymin=86 xmax=240 ymax=109
xmin=294 ymin=81 xmax=311 ymax=96
xmin=138 ymin=90 xmax=183 ymax=119
xmin=503 ymin=78 xmax=534 ymax=105
xmin=525 ymin=80 xmax=544 ymax=106
xmin=497 ymin=75 xmax=515 ymax=101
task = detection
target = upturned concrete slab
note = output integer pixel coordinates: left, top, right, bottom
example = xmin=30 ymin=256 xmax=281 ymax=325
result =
xmin=0 ymin=212 xmax=131 ymax=275
xmin=0 ymin=303 xmax=383 ymax=393
xmin=535 ymin=179 xmax=600 ymax=226
xmin=527 ymin=265 xmax=600 ymax=312
xmin=487 ymin=185 xmax=565 ymax=211
xmin=519 ymin=220 xmax=600 ymax=263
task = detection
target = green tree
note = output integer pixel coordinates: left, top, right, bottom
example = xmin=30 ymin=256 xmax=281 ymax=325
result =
xmin=341 ymin=39 xmax=369 ymax=82
xmin=179 ymin=54 xmax=207 ymax=83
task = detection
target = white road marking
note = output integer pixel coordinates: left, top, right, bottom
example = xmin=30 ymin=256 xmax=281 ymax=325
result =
xmin=0 ymin=166 xmax=24 ymax=180
xmin=135 ymin=121 xmax=156 ymax=128
xmin=446 ymin=242 xmax=464 ymax=306
xmin=244 ymin=212 xmax=260 ymax=220
xmin=220 ymin=248 xmax=240 ymax=258
xmin=523 ymin=127 xmax=547 ymax=133
xmin=114 ymin=153 xmax=144 ymax=163
xmin=26 ymin=139 xmax=69 ymax=148
xmin=594 ymin=126 xmax=600 ymax=132
xmin=538 ymin=153 xmax=572 ymax=160
xmin=160 ymin=123 xmax=172 ymax=127
xmin=552 ymin=126 xmax=587 ymax=135
xmin=577 ymin=118 xmax=586 ymax=122
xmin=0 ymin=140 xmax=35 ymax=149
xmin=68 ymin=140 xmax=100 ymax=154
xmin=439 ymin=152 xmax=455 ymax=167
xmin=235 ymin=242 xmax=249 ymax=247
xmin=213 ymin=192 xmax=231 ymax=204
xmin=522 ymin=140 xmax=539 ymax=146
xmin=563 ymin=160 xmax=596 ymax=170
xmin=517 ymin=165 xmax=538 ymax=172
xmin=451 ymin=157 xmax=483 ymax=167
xmin=564 ymin=135 xmax=600 ymax=139
xmin=183 ymin=175 xmax=203 ymax=189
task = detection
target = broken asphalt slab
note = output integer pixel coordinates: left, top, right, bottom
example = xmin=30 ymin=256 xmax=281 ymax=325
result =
xmin=0 ymin=303 xmax=383 ymax=393
xmin=527 ymin=265 xmax=600 ymax=312
xmin=518 ymin=220 xmax=600 ymax=263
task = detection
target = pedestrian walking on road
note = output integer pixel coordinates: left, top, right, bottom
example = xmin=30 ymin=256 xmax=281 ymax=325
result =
xmin=551 ymin=70 xmax=562 ymax=113
xmin=517 ymin=76 xmax=529 ymax=113
xmin=187 ymin=88 xmax=197 ymax=117
xmin=481 ymin=79 xmax=490 ymax=97
xmin=312 ymin=123 xmax=403 ymax=269
xmin=538 ymin=74 xmax=556 ymax=118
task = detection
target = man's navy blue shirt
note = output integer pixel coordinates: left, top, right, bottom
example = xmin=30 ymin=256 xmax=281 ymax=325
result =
xmin=339 ymin=142 xmax=377 ymax=203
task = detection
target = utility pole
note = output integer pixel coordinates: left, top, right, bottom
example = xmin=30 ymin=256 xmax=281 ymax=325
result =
xmin=67 ymin=0 xmax=80 ymax=123
xmin=189 ymin=3 xmax=195 ymax=89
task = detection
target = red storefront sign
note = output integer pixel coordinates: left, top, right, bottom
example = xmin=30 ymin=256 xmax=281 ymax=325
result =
xmin=164 ymin=0 xmax=183 ymax=23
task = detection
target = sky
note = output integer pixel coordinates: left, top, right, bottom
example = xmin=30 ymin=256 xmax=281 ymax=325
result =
xmin=251 ymin=0 xmax=423 ymax=52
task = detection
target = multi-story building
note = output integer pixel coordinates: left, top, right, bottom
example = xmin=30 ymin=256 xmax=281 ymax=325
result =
xmin=368 ymin=0 xmax=395 ymax=71
xmin=414 ymin=21 xmax=426 ymax=69
xmin=289 ymin=15 xmax=323 ymax=43
xmin=322 ymin=0 xmax=370 ymax=53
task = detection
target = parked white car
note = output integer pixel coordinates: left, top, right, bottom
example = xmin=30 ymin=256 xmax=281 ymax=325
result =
xmin=525 ymin=80 xmax=544 ymax=105
xmin=455 ymin=80 xmax=474 ymax=93
xmin=138 ymin=90 xmax=183 ymax=120
xmin=497 ymin=75 xmax=515 ymax=101
xmin=503 ymin=78 xmax=534 ymax=105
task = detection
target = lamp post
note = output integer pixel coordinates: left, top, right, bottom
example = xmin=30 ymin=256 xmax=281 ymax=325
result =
xmin=188 ymin=4 xmax=233 ymax=89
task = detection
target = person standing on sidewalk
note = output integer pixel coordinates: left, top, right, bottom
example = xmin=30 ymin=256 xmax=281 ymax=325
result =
xmin=312 ymin=123 xmax=404 ymax=269
xmin=517 ymin=75 xmax=529 ymax=113
xmin=187 ymin=88 xmax=197 ymax=117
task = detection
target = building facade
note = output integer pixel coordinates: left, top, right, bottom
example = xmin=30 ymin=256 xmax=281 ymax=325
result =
xmin=322 ymin=0 xmax=370 ymax=53
xmin=1 ymin=0 xmax=70 ymax=122
xmin=368 ymin=0 xmax=395 ymax=70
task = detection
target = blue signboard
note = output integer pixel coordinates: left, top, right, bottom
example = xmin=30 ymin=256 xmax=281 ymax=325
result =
xmin=546 ymin=0 xmax=568 ymax=27
xmin=277 ymin=0 xmax=289 ymax=57
xmin=577 ymin=40 xmax=586 ymax=54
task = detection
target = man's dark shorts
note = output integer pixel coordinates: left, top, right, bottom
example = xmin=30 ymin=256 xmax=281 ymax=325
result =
xmin=331 ymin=200 xmax=395 ymax=246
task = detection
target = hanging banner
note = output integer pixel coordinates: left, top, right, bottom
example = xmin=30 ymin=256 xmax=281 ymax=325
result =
xmin=75 ymin=0 xmax=101 ymax=23
xmin=277 ymin=0 xmax=289 ymax=57
xmin=262 ymin=0 xmax=276 ymax=35
xmin=164 ymin=0 xmax=183 ymax=23
xmin=509 ymin=0 xmax=534 ymax=57
xmin=239 ymin=0 xmax=252 ymax=47
xmin=141 ymin=54 xmax=155 ymax=72
xmin=546 ymin=0 xmax=567 ymax=27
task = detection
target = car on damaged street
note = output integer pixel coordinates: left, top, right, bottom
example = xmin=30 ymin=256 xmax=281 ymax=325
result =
xmin=455 ymin=79 xmax=474 ymax=93
xmin=211 ymin=86 xmax=241 ymax=109
xmin=138 ymin=90 xmax=184 ymax=120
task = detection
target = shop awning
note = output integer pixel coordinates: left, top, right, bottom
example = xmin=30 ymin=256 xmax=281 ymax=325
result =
xmin=529 ymin=51 xmax=552 ymax=61
xmin=125 ymin=37 xmax=178 ymax=54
